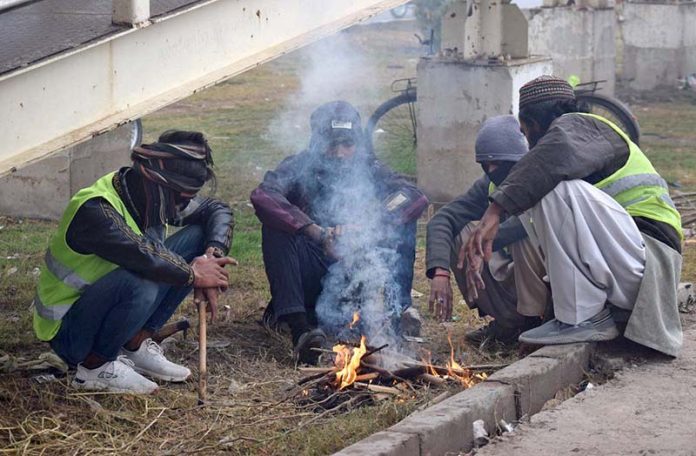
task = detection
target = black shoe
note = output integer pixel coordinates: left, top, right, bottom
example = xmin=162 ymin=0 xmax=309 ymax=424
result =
xmin=261 ymin=305 xmax=279 ymax=332
xmin=293 ymin=328 xmax=327 ymax=365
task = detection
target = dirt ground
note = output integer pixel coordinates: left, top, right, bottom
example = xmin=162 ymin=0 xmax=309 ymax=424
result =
xmin=1 ymin=16 xmax=696 ymax=456
xmin=476 ymin=312 xmax=696 ymax=456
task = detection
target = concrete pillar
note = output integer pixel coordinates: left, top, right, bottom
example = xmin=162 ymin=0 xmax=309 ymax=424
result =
xmin=0 ymin=123 xmax=138 ymax=220
xmin=416 ymin=57 xmax=552 ymax=202
xmin=417 ymin=0 xmax=551 ymax=202
xmin=620 ymin=0 xmax=696 ymax=91
xmin=112 ymin=0 xmax=150 ymax=26
xmin=524 ymin=6 xmax=616 ymax=95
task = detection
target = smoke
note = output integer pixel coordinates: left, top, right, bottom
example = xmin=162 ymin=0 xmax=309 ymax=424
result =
xmin=312 ymin=158 xmax=409 ymax=351
xmin=265 ymin=32 xmax=379 ymax=154
xmin=264 ymin=30 xmax=412 ymax=354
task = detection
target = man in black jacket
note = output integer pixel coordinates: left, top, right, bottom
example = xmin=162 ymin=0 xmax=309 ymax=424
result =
xmin=427 ymin=116 xmax=547 ymax=347
xmin=464 ymin=76 xmax=683 ymax=354
xmin=37 ymin=130 xmax=235 ymax=393
xmin=251 ymin=101 xmax=428 ymax=364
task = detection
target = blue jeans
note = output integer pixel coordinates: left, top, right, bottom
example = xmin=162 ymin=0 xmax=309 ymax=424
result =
xmin=50 ymin=225 xmax=204 ymax=366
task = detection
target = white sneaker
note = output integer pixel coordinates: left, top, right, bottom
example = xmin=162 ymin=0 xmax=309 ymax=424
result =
xmin=120 ymin=338 xmax=191 ymax=382
xmin=72 ymin=356 xmax=158 ymax=394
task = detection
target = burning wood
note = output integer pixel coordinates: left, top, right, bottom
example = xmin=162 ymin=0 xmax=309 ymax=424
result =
xmin=334 ymin=336 xmax=367 ymax=389
xmin=293 ymin=326 xmax=496 ymax=411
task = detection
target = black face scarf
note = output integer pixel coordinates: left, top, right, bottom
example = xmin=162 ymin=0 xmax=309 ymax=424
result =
xmin=485 ymin=161 xmax=517 ymax=187
xmin=130 ymin=141 xmax=213 ymax=228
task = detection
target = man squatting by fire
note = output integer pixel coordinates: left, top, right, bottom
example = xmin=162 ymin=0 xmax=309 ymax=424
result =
xmin=33 ymin=131 xmax=236 ymax=394
xmin=251 ymin=101 xmax=428 ymax=365
xmin=435 ymin=75 xmax=683 ymax=356
xmin=426 ymin=115 xmax=549 ymax=348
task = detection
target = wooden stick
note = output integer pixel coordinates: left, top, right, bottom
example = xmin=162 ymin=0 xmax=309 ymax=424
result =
xmin=354 ymin=372 xmax=379 ymax=383
xmin=418 ymin=373 xmax=445 ymax=385
xmin=298 ymin=367 xmax=335 ymax=374
xmin=354 ymin=382 xmax=401 ymax=395
xmin=405 ymin=361 xmax=507 ymax=376
xmin=363 ymin=344 xmax=389 ymax=358
xmin=198 ymin=301 xmax=207 ymax=405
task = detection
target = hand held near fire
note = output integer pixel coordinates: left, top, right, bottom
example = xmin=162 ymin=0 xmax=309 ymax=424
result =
xmin=468 ymin=202 xmax=503 ymax=263
xmin=429 ymin=268 xmax=453 ymax=322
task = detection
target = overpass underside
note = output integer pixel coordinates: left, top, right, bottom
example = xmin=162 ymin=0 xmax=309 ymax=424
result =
xmin=0 ymin=0 xmax=406 ymax=176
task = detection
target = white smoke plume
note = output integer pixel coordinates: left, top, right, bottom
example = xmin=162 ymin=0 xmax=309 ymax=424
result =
xmin=265 ymin=29 xmax=411 ymax=354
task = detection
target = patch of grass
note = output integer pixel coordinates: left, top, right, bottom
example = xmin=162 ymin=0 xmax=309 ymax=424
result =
xmin=3 ymin=21 xmax=696 ymax=456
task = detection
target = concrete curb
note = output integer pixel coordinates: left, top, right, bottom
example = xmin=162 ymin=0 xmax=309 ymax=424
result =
xmin=333 ymin=343 xmax=595 ymax=456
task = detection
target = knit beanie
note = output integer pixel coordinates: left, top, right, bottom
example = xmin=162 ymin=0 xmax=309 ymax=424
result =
xmin=475 ymin=115 xmax=529 ymax=163
xmin=519 ymin=75 xmax=575 ymax=111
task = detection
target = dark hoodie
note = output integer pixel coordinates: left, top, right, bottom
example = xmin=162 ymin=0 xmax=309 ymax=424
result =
xmin=250 ymin=101 xmax=428 ymax=232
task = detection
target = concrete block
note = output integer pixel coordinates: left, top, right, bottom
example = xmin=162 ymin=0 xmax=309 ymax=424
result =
xmin=332 ymin=431 xmax=419 ymax=456
xmin=487 ymin=343 xmax=593 ymax=417
xmin=389 ymin=382 xmax=516 ymax=455
xmin=620 ymin=2 xmax=696 ymax=90
xmin=416 ymin=57 xmax=551 ymax=202
xmin=0 ymin=123 xmax=135 ymax=219
xmin=525 ymin=7 xmax=615 ymax=94
xmin=0 ymin=151 xmax=71 ymax=220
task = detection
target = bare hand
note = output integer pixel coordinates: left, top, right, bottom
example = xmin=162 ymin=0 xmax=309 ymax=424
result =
xmin=464 ymin=256 xmax=486 ymax=302
xmin=322 ymin=227 xmax=341 ymax=260
xmin=428 ymin=270 xmax=453 ymax=322
xmin=191 ymin=255 xmax=236 ymax=288
xmin=459 ymin=202 xmax=503 ymax=267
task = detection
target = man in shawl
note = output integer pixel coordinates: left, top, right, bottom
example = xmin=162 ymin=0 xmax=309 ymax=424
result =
xmin=34 ymin=130 xmax=235 ymax=393
xmin=460 ymin=76 xmax=683 ymax=356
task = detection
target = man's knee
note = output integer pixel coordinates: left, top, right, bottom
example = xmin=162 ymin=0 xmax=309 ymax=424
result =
xmin=116 ymin=270 xmax=160 ymax=312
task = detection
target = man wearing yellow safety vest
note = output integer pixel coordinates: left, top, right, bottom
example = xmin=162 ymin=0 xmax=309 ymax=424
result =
xmin=459 ymin=75 xmax=683 ymax=356
xmin=34 ymin=130 xmax=235 ymax=393
xmin=426 ymin=116 xmax=550 ymax=348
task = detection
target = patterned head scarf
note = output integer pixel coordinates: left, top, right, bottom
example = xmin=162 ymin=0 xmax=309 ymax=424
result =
xmin=519 ymin=75 xmax=575 ymax=111
xmin=131 ymin=130 xmax=214 ymax=226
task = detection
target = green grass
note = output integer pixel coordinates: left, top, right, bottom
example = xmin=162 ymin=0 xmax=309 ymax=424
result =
xmin=2 ymin=21 xmax=696 ymax=455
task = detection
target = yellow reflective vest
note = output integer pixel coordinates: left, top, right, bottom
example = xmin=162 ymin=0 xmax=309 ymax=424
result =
xmin=585 ymin=113 xmax=682 ymax=240
xmin=487 ymin=113 xmax=681 ymax=239
xmin=33 ymin=172 xmax=143 ymax=341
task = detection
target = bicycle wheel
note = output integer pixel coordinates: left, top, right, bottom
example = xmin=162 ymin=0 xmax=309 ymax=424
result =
xmin=366 ymin=91 xmax=418 ymax=177
xmin=576 ymin=93 xmax=641 ymax=146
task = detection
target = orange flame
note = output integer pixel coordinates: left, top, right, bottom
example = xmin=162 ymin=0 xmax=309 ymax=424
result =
xmin=333 ymin=335 xmax=367 ymax=389
xmin=348 ymin=311 xmax=360 ymax=329
xmin=420 ymin=351 xmax=439 ymax=376
xmin=446 ymin=333 xmax=478 ymax=388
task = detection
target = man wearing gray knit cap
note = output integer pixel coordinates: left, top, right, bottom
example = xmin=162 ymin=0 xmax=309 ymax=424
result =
xmin=464 ymin=75 xmax=682 ymax=355
xmin=426 ymin=115 xmax=549 ymax=348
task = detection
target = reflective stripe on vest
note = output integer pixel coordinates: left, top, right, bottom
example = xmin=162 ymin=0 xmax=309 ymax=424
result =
xmin=580 ymin=113 xmax=682 ymax=239
xmin=44 ymin=250 xmax=90 ymax=292
xmin=33 ymin=294 xmax=71 ymax=321
xmin=34 ymin=172 xmax=143 ymax=341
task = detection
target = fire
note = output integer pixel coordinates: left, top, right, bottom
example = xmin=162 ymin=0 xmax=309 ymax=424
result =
xmin=349 ymin=311 xmax=360 ymax=329
xmin=333 ymin=335 xmax=367 ymax=389
xmin=421 ymin=351 xmax=439 ymax=377
xmin=446 ymin=333 xmax=482 ymax=388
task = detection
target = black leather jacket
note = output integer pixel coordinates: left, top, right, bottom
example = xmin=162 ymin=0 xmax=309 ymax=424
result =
xmin=65 ymin=169 xmax=234 ymax=286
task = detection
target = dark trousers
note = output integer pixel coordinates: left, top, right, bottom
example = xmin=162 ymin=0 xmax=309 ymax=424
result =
xmin=50 ymin=225 xmax=204 ymax=366
xmin=261 ymin=222 xmax=417 ymax=324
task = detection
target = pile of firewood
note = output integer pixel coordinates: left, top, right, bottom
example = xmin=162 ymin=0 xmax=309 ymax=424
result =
xmin=290 ymin=340 xmax=501 ymax=411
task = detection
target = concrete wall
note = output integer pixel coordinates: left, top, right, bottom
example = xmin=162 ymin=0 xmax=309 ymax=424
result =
xmin=0 ymin=123 xmax=137 ymax=220
xmin=416 ymin=57 xmax=552 ymax=202
xmin=525 ymin=6 xmax=616 ymax=95
xmin=620 ymin=1 xmax=696 ymax=91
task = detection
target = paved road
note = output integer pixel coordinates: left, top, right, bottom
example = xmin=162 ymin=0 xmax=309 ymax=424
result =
xmin=477 ymin=314 xmax=696 ymax=456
